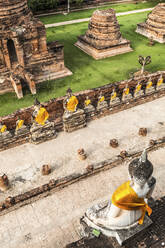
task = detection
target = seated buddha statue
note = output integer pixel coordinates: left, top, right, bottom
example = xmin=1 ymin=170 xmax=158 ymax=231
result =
xmin=122 ymin=84 xmax=132 ymax=102
xmin=84 ymin=149 xmax=156 ymax=230
xmin=97 ymin=92 xmax=108 ymax=110
xmin=30 ymin=98 xmax=56 ymax=143
xmin=0 ymin=120 xmax=12 ymax=140
xmin=109 ymin=88 xmax=120 ymax=106
xmin=63 ymin=88 xmax=78 ymax=115
xmin=32 ymin=98 xmax=49 ymax=126
xmin=156 ymin=74 xmax=165 ymax=90
xmin=145 ymin=77 xmax=155 ymax=94
xmin=84 ymin=96 xmax=95 ymax=113
xmin=134 ymin=82 xmax=144 ymax=98
xmin=15 ymin=116 xmax=29 ymax=135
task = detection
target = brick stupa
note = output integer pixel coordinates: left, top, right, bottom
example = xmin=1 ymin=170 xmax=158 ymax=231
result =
xmin=0 ymin=0 xmax=72 ymax=98
xmin=75 ymin=9 xmax=133 ymax=60
xmin=136 ymin=3 xmax=165 ymax=43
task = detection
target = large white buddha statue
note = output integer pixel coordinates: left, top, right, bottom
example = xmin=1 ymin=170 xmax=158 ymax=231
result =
xmin=84 ymin=149 xmax=156 ymax=231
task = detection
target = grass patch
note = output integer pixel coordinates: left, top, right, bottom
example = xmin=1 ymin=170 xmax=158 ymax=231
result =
xmin=39 ymin=0 xmax=161 ymax=24
xmin=0 ymin=11 xmax=165 ymax=116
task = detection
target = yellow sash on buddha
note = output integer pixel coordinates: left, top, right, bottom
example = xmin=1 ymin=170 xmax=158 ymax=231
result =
xmin=85 ymin=99 xmax=91 ymax=106
xmin=135 ymin=84 xmax=141 ymax=93
xmin=123 ymin=88 xmax=129 ymax=95
xmin=111 ymin=91 xmax=117 ymax=101
xmin=16 ymin=120 xmax=24 ymax=131
xmin=157 ymin=78 xmax=163 ymax=86
xmin=0 ymin=125 xmax=7 ymax=133
xmin=146 ymin=81 xmax=152 ymax=89
xmin=35 ymin=107 xmax=49 ymax=125
xmin=112 ymin=181 xmax=152 ymax=225
xmin=99 ymin=96 xmax=105 ymax=103
xmin=67 ymin=96 xmax=78 ymax=112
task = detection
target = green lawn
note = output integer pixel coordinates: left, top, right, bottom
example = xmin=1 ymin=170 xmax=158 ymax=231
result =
xmin=0 ymin=11 xmax=165 ymax=116
xmin=39 ymin=0 xmax=161 ymax=24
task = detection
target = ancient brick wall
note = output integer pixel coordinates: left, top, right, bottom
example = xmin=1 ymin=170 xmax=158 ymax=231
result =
xmin=1 ymin=71 xmax=165 ymax=131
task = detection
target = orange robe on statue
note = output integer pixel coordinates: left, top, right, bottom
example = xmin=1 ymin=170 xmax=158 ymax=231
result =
xmin=111 ymin=181 xmax=152 ymax=225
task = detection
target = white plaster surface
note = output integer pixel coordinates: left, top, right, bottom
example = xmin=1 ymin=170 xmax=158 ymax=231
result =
xmin=0 ymin=97 xmax=165 ymax=247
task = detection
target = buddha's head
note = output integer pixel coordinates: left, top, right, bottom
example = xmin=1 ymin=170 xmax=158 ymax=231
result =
xmin=66 ymin=88 xmax=72 ymax=97
xmin=34 ymin=98 xmax=41 ymax=111
xmin=128 ymin=149 xmax=153 ymax=186
xmin=0 ymin=119 xmax=4 ymax=126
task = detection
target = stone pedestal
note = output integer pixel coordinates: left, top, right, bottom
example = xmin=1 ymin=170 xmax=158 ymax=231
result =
xmin=82 ymin=201 xmax=152 ymax=246
xmin=157 ymin=83 xmax=165 ymax=90
xmin=63 ymin=109 xmax=86 ymax=132
xmin=0 ymin=131 xmax=13 ymax=145
xmin=136 ymin=3 xmax=165 ymax=43
xmin=109 ymin=97 xmax=120 ymax=107
xmin=134 ymin=90 xmax=144 ymax=98
xmin=156 ymin=80 xmax=165 ymax=90
xmin=75 ymin=9 xmax=133 ymax=60
xmin=84 ymin=104 xmax=96 ymax=121
xmin=145 ymin=86 xmax=155 ymax=95
xmin=29 ymin=121 xmax=57 ymax=144
xmin=15 ymin=125 xmax=29 ymax=136
xmin=97 ymin=100 xmax=108 ymax=111
xmin=122 ymin=93 xmax=132 ymax=102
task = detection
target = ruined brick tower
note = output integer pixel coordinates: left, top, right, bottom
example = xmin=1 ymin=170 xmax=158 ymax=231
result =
xmin=0 ymin=0 xmax=72 ymax=98
xmin=136 ymin=3 xmax=165 ymax=43
xmin=75 ymin=9 xmax=132 ymax=60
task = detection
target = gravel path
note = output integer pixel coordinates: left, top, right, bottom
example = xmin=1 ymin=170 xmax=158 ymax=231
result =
xmin=45 ymin=8 xmax=153 ymax=28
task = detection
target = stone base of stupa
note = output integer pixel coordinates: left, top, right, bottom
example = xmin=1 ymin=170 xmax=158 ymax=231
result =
xmin=136 ymin=23 xmax=165 ymax=43
xmin=75 ymin=39 xmax=133 ymax=60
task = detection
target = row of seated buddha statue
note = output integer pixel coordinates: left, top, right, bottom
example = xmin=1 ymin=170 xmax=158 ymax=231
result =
xmin=0 ymin=75 xmax=164 ymax=141
xmin=0 ymin=98 xmax=56 ymax=144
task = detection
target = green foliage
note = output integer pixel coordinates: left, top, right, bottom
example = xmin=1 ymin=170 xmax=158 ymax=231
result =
xmin=28 ymin=0 xmax=60 ymax=12
xmin=39 ymin=0 xmax=161 ymax=24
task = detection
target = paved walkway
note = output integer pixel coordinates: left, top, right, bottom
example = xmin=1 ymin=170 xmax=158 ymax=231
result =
xmin=0 ymin=146 xmax=165 ymax=248
xmin=45 ymin=8 xmax=153 ymax=28
xmin=1 ymin=97 xmax=165 ymax=202
xmin=0 ymin=97 xmax=165 ymax=247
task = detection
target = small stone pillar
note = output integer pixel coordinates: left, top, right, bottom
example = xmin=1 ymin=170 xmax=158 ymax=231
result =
xmin=0 ymin=174 xmax=9 ymax=192
xmin=41 ymin=165 xmax=51 ymax=175
xmin=77 ymin=148 xmax=87 ymax=160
